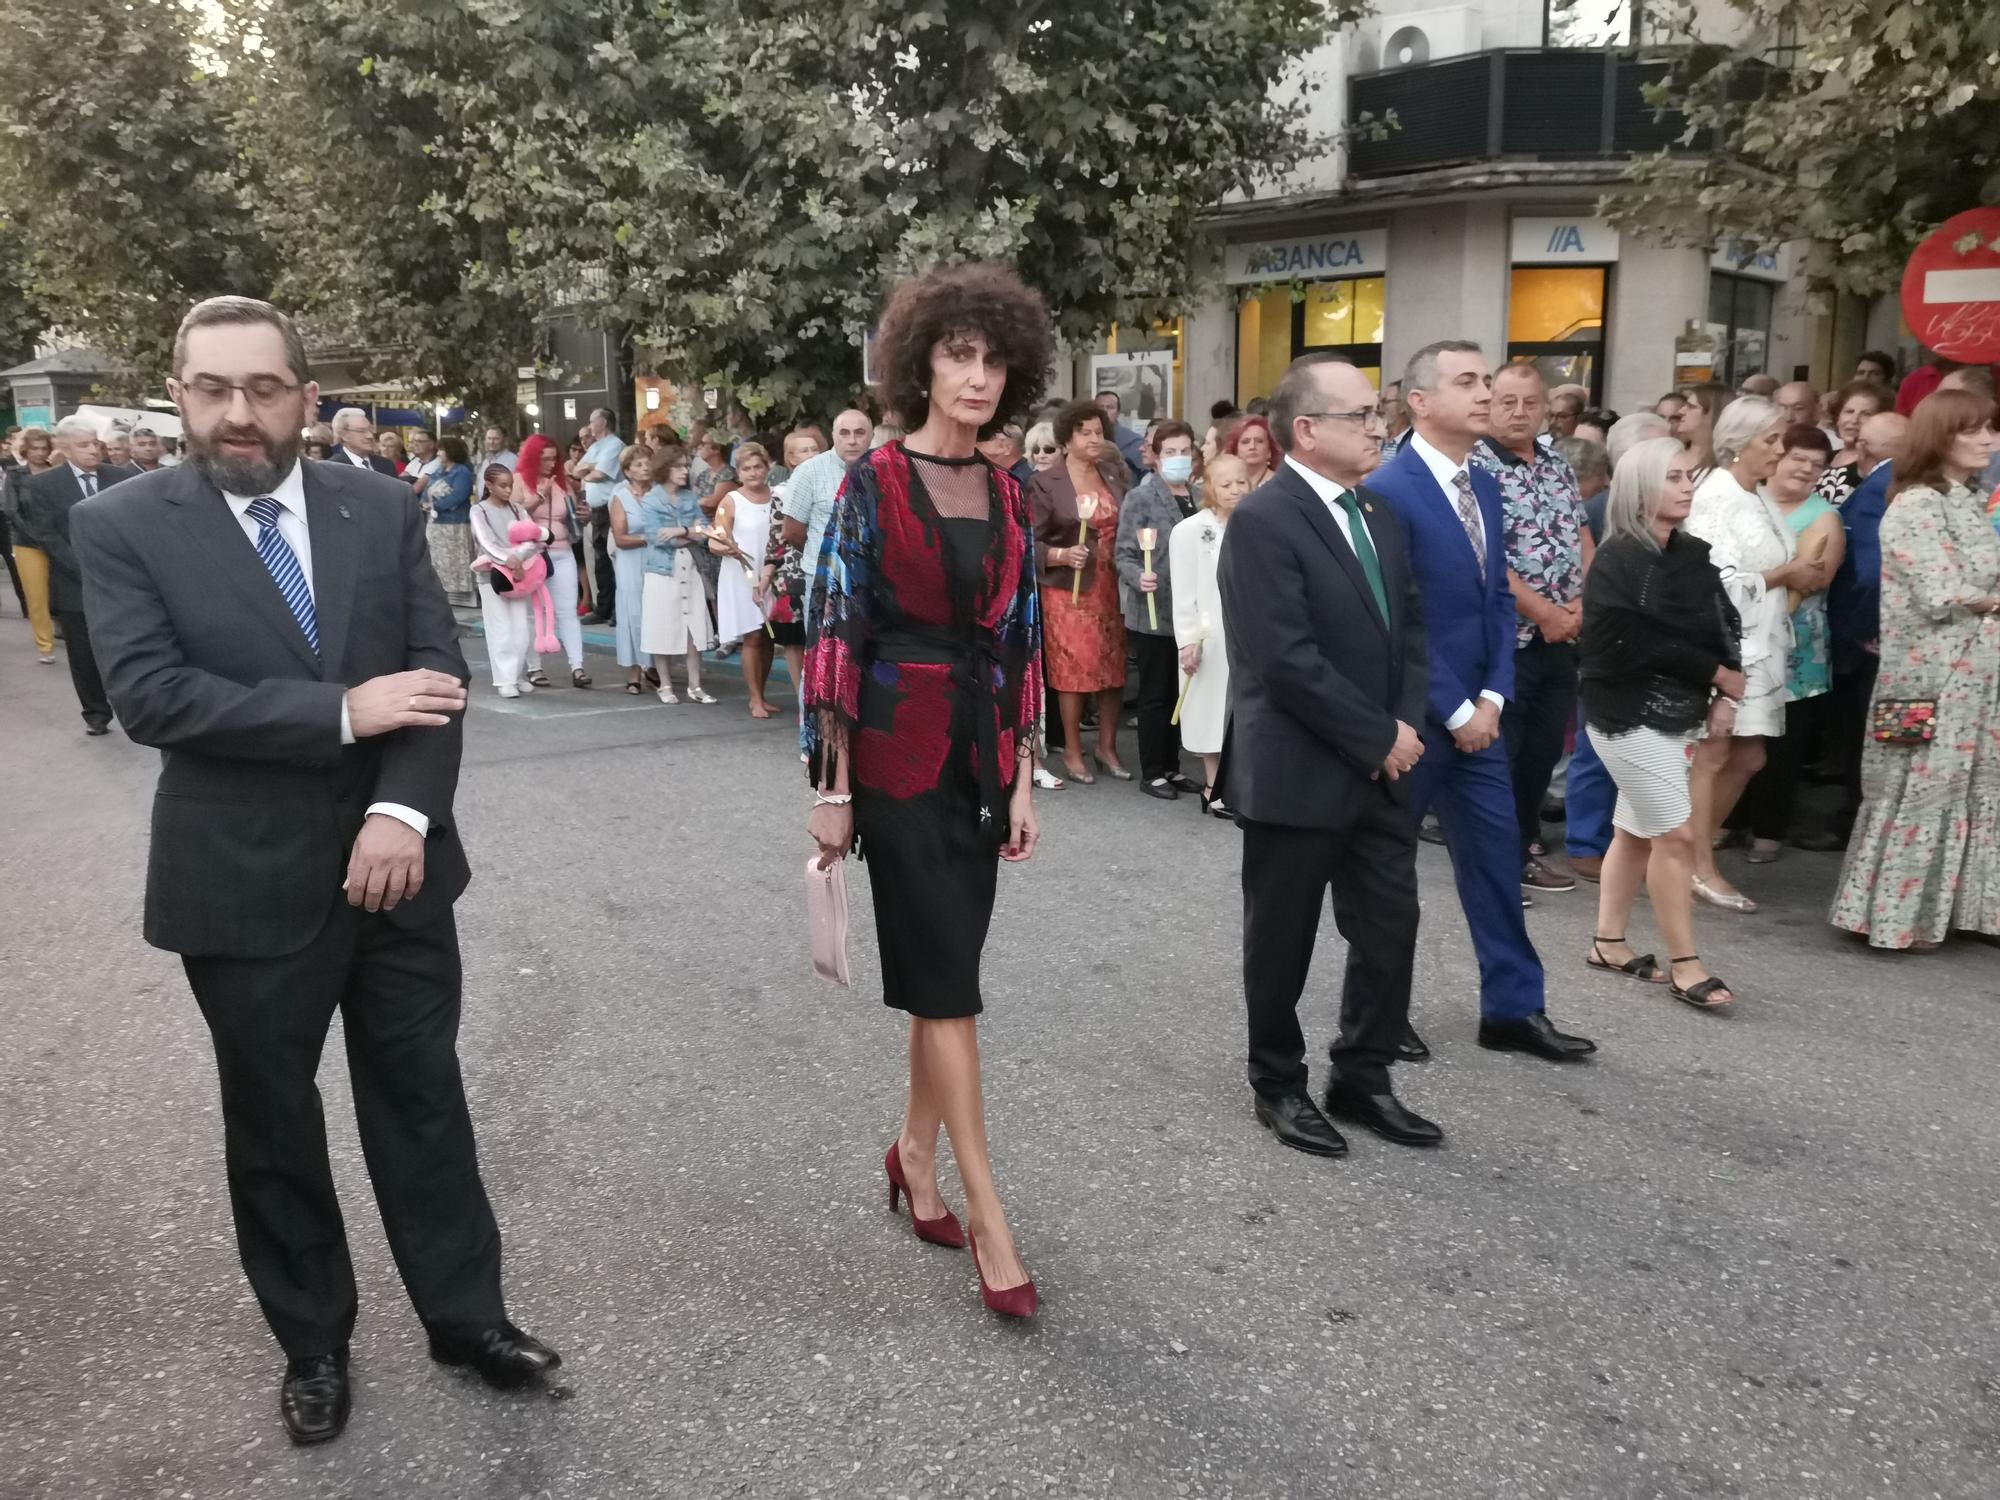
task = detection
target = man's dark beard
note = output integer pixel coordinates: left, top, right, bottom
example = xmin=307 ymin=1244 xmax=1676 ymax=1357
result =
xmin=189 ymin=422 xmax=299 ymax=496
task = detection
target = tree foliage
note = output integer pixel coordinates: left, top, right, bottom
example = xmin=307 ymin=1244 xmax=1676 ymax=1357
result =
xmin=0 ymin=0 xmax=272 ymax=393
xmin=340 ymin=0 xmax=1356 ymax=419
xmin=1608 ymin=0 xmax=2000 ymax=297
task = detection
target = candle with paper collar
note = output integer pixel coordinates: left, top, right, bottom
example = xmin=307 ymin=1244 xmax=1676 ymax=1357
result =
xmin=1171 ymin=610 xmax=1209 ymax=726
xmin=1071 ymin=494 xmax=1098 ymax=603
xmin=1138 ymin=526 xmax=1159 ymax=630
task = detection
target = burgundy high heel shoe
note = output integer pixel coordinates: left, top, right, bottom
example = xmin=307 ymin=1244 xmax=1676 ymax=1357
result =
xmin=884 ymin=1142 xmax=965 ymax=1248
xmin=967 ymin=1230 xmax=1038 ymax=1319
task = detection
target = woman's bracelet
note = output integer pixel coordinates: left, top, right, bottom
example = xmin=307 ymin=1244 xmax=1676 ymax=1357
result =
xmin=813 ymin=792 xmax=853 ymax=808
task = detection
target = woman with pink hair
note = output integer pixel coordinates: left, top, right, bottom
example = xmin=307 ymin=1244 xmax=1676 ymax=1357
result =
xmin=515 ymin=434 xmax=592 ymax=687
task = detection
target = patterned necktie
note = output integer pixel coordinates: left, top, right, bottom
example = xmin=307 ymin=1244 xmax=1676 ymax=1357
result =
xmin=1451 ymin=470 xmax=1487 ymax=578
xmin=80 ymin=471 xmax=96 ymax=497
xmin=1335 ymin=489 xmax=1390 ymax=625
xmin=245 ymin=496 xmax=320 ymax=654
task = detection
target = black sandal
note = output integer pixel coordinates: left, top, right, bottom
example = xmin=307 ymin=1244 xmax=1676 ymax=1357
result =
xmin=624 ymin=682 xmax=642 ymax=695
xmin=525 ymin=669 xmax=551 ymax=688
xmin=1586 ymin=935 xmax=1663 ymax=983
xmin=572 ymin=668 xmax=593 ymax=688
xmin=1668 ymin=955 xmax=1734 ymax=1010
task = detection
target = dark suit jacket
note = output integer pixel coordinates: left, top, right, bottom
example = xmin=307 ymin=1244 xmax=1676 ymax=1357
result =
xmin=327 ymin=444 xmax=398 ymax=477
xmin=1829 ymin=460 xmax=1893 ymax=672
xmin=1216 ymin=463 xmax=1427 ymax=829
xmin=70 ymin=461 xmax=472 ymax=958
xmin=18 ymin=463 xmax=140 ymax=612
xmin=1027 ymin=458 xmax=1128 ymax=595
xmin=1366 ymin=440 xmax=1516 ymax=728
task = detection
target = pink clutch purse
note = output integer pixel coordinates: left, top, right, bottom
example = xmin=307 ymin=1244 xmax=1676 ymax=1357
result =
xmin=805 ymin=853 xmax=852 ymax=986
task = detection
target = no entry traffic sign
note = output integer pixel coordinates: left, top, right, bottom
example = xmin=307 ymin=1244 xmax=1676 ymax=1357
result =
xmin=1901 ymin=207 xmax=2000 ymax=363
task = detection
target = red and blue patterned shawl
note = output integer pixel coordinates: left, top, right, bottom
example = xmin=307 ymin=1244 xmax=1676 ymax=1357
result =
xmin=801 ymin=443 xmax=1042 ymax=817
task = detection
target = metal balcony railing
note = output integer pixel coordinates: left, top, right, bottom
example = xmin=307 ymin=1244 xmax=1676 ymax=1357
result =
xmin=1346 ymin=49 xmax=1707 ymax=178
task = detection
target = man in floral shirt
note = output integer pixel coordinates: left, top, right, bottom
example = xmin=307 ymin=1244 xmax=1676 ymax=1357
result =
xmin=1471 ymin=363 xmax=1593 ymax=894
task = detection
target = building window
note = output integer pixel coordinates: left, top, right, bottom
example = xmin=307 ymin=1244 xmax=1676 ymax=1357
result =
xmin=1236 ymin=275 xmax=1386 ymax=406
xmin=1506 ymin=266 xmax=1608 ymax=402
xmin=1706 ymin=273 xmax=1775 ymax=388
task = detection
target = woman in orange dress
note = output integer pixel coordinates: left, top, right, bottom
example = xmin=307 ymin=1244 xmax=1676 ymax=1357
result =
xmin=1029 ymin=398 xmax=1130 ymax=782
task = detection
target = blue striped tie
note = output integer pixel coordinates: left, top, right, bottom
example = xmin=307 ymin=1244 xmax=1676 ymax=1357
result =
xmin=245 ymin=496 xmax=319 ymax=654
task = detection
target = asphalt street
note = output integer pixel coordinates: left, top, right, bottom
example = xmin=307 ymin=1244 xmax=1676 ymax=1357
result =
xmin=4 ymin=609 xmax=1999 ymax=1500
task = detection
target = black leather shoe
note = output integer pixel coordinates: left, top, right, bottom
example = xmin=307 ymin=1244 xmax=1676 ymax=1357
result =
xmin=1167 ymin=772 xmax=1203 ymax=794
xmin=84 ymin=722 xmax=111 ymax=736
xmin=429 ymin=1323 xmax=562 ymax=1389
xmin=1394 ymin=1024 xmax=1431 ymax=1063
xmin=1478 ymin=1012 xmax=1597 ymax=1062
xmin=1253 ymin=1092 xmax=1348 ymax=1158
xmin=1142 ymin=777 xmax=1179 ymax=800
xmin=280 ymin=1350 xmax=350 ymax=1445
xmin=1323 ymin=1079 xmax=1444 ymax=1148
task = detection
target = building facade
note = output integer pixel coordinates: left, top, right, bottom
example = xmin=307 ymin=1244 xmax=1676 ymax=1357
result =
xmin=1164 ymin=1 xmax=1834 ymax=423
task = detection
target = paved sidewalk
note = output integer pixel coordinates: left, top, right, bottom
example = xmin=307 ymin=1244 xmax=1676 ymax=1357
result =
xmin=4 ymin=608 xmax=1999 ymax=1499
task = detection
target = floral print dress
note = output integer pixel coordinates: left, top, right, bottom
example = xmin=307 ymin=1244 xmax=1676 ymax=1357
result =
xmin=1830 ymin=481 xmax=2000 ymax=949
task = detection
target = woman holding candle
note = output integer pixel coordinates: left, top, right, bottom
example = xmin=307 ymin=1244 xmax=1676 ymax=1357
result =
xmin=1117 ymin=420 xmax=1204 ymax=798
xmin=1029 ymin=398 xmax=1130 ymax=783
xmin=1171 ymin=453 xmax=1250 ymax=813
xmin=802 ymin=262 xmax=1051 ymax=1319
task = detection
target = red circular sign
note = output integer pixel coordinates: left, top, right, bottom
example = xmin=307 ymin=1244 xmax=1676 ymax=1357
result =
xmin=1901 ymin=207 xmax=2000 ymax=362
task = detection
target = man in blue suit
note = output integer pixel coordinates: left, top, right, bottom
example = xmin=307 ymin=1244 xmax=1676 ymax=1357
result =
xmin=1366 ymin=340 xmax=1595 ymax=1064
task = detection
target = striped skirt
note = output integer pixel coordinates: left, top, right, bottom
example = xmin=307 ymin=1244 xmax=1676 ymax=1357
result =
xmin=1586 ymin=724 xmax=1697 ymax=839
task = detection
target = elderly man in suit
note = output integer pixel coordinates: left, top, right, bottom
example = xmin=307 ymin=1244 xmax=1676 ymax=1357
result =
xmin=71 ymin=297 xmax=559 ymax=1448
xmin=17 ymin=414 xmax=138 ymax=734
xmin=326 ymin=405 xmax=397 ymax=474
xmin=1366 ymin=340 xmax=1595 ymax=1064
xmin=1218 ymin=351 xmax=1439 ymax=1157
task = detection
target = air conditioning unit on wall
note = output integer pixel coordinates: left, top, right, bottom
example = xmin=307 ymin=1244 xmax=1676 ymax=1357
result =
xmin=1376 ymin=5 xmax=1481 ymax=68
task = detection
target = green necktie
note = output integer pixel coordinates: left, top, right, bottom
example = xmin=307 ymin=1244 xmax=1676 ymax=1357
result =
xmin=1336 ymin=489 xmax=1390 ymax=625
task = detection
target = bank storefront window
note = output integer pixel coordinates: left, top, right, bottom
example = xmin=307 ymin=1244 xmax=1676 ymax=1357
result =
xmin=1224 ymin=229 xmax=1388 ymax=405
xmin=1706 ymin=242 xmax=1792 ymax=388
xmin=1506 ymin=216 xmax=1618 ymax=402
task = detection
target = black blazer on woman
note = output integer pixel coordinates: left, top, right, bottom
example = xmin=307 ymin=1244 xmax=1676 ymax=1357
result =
xmin=1579 ymin=528 xmax=1741 ymax=737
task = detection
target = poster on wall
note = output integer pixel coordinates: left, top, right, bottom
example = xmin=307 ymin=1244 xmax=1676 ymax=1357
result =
xmin=1090 ymin=352 xmax=1173 ymax=426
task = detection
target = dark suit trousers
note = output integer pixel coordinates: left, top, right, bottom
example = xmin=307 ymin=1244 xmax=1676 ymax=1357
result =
xmin=590 ymin=504 xmax=616 ymax=620
xmin=1241 ymin=806 xmax=1418 ymax=1099
xmin=1132 ymin=633 xmax=1182 ymax=782
xmin=1830 ymin=656 xmax=1879 ymax=831
xmin=0 ymin=513 xmax=26 ymax=615
xmin=55 ymin=609 xmax=111 ymax=728
xmin=182 ymin=904 xmax=504 ymax=1358
xmin=1500 ymin=639 xmax=1577 ymax=865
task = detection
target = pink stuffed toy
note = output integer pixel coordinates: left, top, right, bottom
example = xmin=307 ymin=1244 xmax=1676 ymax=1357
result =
xmin=475 ymin=521 xmax=558 ymax=653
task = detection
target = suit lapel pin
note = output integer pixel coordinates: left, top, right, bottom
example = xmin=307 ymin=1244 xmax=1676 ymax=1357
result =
xmin=1363 ymin=502 xmax=1374 ymax=512
xmin=338 ymin=506 xmax=351 ymax=519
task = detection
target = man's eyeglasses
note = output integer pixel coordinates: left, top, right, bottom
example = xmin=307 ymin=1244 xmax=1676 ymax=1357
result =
xmin=177 ymin=375 xmax=302 ymax=409
xmin=1302 ymin=407 xmax=1386 ymax=433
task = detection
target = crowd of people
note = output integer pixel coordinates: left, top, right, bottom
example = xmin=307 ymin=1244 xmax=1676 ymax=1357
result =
xmin=10 ymin=279 xmax=1997 ymax=1462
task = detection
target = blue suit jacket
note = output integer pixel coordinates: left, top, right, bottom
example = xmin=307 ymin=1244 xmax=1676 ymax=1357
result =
xmin=1828 ymin=461 xmax=1893 ymax=673
xmin=1366 ymin=440 xmax=1516 ymax=728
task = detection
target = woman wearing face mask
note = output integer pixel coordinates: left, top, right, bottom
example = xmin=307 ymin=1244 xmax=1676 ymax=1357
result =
xmin=1115 ymin=420 xmax=1205 ymax=799
xmin=1170 ymin=453 xmax=1250 ymax=813
xmin=1224 ymin=415 xmax=1275 ymax=491
xmin=1683 ymin=397 xmax=1820 ymax=911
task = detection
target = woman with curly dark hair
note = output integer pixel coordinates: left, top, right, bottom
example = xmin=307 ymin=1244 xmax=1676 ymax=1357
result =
xmin=802 ymin=262 xmax=1052 ymax=1319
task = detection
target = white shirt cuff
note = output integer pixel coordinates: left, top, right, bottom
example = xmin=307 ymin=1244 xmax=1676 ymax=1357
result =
xmin=1445 ymin=699 xmax=1476 ymax=731
xmin=340 ymin=699 xmax=354 ymax=745
xmin=366 ymin=802 xmax=431 ymax=838
xmin=1480 ymin=689 xmax=1505 ymax=709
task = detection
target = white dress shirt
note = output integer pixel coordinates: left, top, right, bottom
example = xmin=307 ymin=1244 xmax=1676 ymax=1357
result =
xmin=221 ymin=463 xmax=429 ymax=837
xmin=1404 ymin=431 xmax=1506 ymax=730
xmin=69 ymin=462 xmax=104 ymax=494
xmin=1283 ymin=454 xmax=1378 ymax=553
